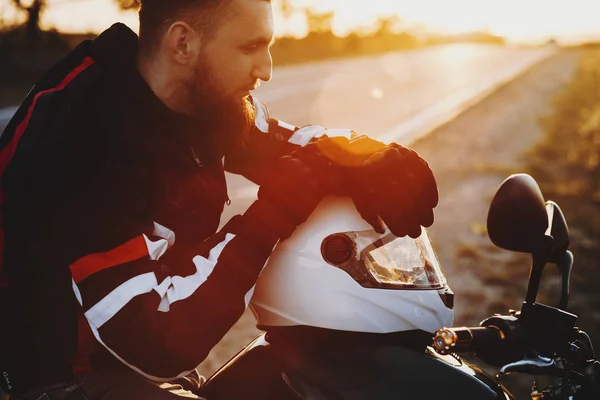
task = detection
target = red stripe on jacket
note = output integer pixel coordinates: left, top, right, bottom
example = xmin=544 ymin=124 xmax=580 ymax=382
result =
xmin=0 ymin=56 xmax=95 ymax=288
xmin=70 ymin=235 xmax=149 ymax=284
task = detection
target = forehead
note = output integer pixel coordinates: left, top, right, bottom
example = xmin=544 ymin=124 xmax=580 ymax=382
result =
xmin=215 ymin=0 xmax=274 ymax=42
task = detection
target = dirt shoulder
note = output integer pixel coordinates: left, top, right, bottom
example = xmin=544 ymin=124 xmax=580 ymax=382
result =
xmin=413 ymin=49 xmax=579 ymax=324
xmin=197 ymin=49 xmax=581 ymax=377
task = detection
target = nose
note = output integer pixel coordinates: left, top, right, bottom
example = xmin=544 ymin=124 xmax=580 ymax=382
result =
xmin=252 ymin=49 xmax=272 ymax=83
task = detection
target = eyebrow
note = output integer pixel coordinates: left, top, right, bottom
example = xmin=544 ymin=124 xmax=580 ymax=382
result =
xmin=245 ymin=36 xmax=276 ymax=47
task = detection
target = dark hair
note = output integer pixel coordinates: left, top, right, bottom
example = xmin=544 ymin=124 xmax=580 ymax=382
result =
xmin=138 ymin=0 xmax=233 ymax=55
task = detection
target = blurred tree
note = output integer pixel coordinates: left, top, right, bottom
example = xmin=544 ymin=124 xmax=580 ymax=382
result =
xmin=0 ymin=1 xmax=11 ymax=30
xmin=344 ymin=31 xmax=362 ymax=54
xmin=368 ymin=15 xmax=416 ymax=52
xmin=279 ymin=0 xmax=295 ymax=20
xmin=114 ymin=0 xmax=298 ymax=14
xmin=115 ymin=0 xmax=140 ymax=10
xmin=304 ymin=8 xmax=334 ymax=34
xmin=114 ymin=0 xmax=309 ymax=16
xmin=11 ymin=0 xmax=45 ymax=41
xmin=374 ymin=15 xmax=402 ymax=36
xmin=7 ymin=0 xmax=139 ymax=43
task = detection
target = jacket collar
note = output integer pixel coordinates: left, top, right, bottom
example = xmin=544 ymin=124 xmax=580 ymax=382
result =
xmin=90 ymin=23 xmax=218 ymax=160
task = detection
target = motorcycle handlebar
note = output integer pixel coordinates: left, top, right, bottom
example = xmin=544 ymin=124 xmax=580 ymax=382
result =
xmin=433 ymin=326 xmax=505 ymax=355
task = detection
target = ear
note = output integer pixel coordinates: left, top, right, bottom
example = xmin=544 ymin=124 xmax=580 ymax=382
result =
xmin=164 ymin=21 xmax=202 ymax=65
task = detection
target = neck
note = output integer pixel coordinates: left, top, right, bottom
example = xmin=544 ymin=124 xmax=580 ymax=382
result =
xmin=135 ymin=53 xmax=191 ymax=116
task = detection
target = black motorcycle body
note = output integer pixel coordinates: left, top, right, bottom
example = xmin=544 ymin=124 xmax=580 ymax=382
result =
xmin=198 ymin=329 xmax=512 ymax=400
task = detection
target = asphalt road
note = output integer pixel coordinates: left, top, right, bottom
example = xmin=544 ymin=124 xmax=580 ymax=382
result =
xmin=253 ymin=43 xmax=551 ymax=136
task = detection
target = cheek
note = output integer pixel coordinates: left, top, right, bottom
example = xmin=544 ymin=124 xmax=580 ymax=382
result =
xmin=203 ymin=42 xmax=254 ymax=96
xmin=217 ymin=52 xmax=253 ymax=91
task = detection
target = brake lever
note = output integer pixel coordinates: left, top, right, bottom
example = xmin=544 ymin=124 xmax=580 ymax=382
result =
xmin=499 ymin=355 xmax=563 ymax=377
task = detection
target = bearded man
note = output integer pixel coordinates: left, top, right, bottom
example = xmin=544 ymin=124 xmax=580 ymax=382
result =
xmin=0 ymin=0 xmax=438 ymax=398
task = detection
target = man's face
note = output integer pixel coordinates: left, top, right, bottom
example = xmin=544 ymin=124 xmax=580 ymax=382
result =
xmin=183 ymin=0 xmax=274 ymax=149
xmin=200 ymin=0 xmax=274 ymax=104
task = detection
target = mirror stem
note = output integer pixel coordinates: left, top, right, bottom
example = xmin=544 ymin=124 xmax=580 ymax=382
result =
xmin=557 ymin=250 xmax=573 ymax=310
xmin=525 ymin=236 xmax=554 ymax=304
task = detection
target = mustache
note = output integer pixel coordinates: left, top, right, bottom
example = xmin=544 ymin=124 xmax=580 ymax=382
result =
xmin=241 ymin=81 xmax=260 ymax=91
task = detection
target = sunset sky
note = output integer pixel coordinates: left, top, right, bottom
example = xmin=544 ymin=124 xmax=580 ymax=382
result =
xmin=2 ymin=0 xmax=600 ymax=44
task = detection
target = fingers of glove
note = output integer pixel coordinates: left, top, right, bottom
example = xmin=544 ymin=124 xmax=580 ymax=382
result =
xmin=417 ymin=207 xmax=435 ymax=228
xmin=413 ymin=158 xmax=439 ymax=208
xmin=352 ymin=144 xmax=435 ymax=236
xmin=379 ymin=192 xmax=422 ymax=238
xmin=364 ymin=148 xmax=420 ymax=193
xmin=383 ymin=144 xmax=438 ymax=208
xmin=354 ymin=169 xmax=396 ymax=221
xmin=387 ymin=143 xmax=421 ymax=164
xmin=380 ymin=208 xmax=408 ymax=238
xmin=406 ymin=216 xmax=424 ymax=239
xmin=376 ymin=174 xmax=424 ymax=238
xmin=401 ymin=206 xmax=423 ymax=239
xmin=363 ymin=180 xmax=400 ymax=236
xmin=387 ymin=147 xmax=425 ymax=186
xmin=363 ymin=212 xmax=386 ymax=234
xmin=366 ymin=185 xmax=423 ymax=236
xmin=352 ymin=195 xmax=385 ymax=233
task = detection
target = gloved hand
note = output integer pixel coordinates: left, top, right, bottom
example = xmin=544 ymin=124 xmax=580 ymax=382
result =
xmin=303 ymin=134 xmax=439 ymax=239
xmin=349 ymin=140 xmax=438 ymax=238
xmin=249 ymin=143 xmax=338 ymax=240
xmin=250 ymin=134 xmax=438 ymax=241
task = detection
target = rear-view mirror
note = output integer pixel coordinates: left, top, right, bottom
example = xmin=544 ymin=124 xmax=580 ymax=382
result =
xmin=487 ymin=174 xmax=548 ymax=253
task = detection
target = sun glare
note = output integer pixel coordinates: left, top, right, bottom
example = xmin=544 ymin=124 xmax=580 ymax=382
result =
xmin=8 ymin=0 xmax=600 ymax=44
xmin=285 ymin=0 xmax=600 ymax=44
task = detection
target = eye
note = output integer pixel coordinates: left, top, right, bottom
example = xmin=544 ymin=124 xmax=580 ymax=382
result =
xmin=242 ymin=44 xmax=258 ymax=54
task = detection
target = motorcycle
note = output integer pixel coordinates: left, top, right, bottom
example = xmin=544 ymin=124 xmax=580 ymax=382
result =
xmin=194 ymin=173 xmax=600 ymax=400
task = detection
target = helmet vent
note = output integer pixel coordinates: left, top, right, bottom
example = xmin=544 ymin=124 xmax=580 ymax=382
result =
xmin=321 ymin=234 xmax=356 ymax=265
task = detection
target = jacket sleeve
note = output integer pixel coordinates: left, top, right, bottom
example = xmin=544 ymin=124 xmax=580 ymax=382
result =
xmin=224 ymin=96 xmax=355 ymax=185
xmin=3 ymin=127 xmax=283 ymax=382
xmin=69 ymin=206 xmax=279 ymax=382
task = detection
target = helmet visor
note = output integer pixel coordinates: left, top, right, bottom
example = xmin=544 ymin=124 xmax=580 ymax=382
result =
xmin=323 ymin=228 xmax=447 ymax=290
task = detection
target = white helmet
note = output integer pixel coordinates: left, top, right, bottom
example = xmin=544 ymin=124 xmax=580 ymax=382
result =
xmin=249 ymin=196 xmax=454 ymax=334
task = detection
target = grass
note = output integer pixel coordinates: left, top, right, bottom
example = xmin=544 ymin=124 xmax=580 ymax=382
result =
xmin=455 ymin=242 xmax=481 ymax=259
xmin=524 ymin=48 xmax=600 ymax=349
xmin=452 ymin=48 xmax=600 ymax=350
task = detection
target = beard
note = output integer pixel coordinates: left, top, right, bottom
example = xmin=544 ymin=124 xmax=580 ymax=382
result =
xmin=182 ymin=56 xmax=255 ymax=156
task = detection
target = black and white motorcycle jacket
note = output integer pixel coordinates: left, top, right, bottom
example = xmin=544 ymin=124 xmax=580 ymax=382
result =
xmin=0 ymin=23 xmax=352 ymax=393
